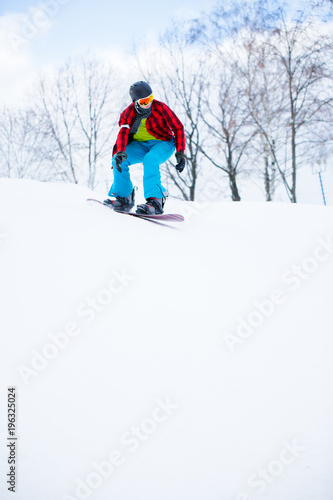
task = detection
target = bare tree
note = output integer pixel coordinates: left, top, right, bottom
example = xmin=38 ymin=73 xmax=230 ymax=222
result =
xmin=185 ymin=0 xmax=277 ymax=201
xmin=34 ymin=56 xmax=119 ymax=189
xmin=72 ymin=57 xmax=119 ymax=189
xmin=0 ymin=107 xmax=51 ymax=180
xmin=195 ymin=0 xmax=333 ymax=202
xmin=258 ymin=7 xmax=333 ymax=202
xmin=199 ymin=64 xmax=256 ymax=201
xmin=36 ymin=66 xmax=81 ymax=183
xmin=237 ymin=32 xmax=284 ymax=201
xmin=159 ymin=26 xmax=209 ymax=201
xmin=135 ymin=21 xmax=209 ymax=201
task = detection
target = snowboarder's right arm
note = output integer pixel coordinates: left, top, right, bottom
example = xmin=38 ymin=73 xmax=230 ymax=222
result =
xmin=112 ymin=105 xmax=135 ymax=156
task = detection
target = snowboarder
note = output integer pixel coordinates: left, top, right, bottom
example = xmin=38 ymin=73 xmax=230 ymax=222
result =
xmin=104 ymin=81 xmax=186 ymax=214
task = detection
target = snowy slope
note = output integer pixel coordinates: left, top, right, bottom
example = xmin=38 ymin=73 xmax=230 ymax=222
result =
xmin=1 ymin=178 xmax=333 ymax=500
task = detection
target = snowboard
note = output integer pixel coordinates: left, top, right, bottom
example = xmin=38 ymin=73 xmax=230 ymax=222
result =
xmin=86 ymin=198 xmax=184 ymax=224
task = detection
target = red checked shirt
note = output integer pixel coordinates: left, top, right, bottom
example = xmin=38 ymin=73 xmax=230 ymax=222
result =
xmin=112 ymin=100 xmax=186 ymax=155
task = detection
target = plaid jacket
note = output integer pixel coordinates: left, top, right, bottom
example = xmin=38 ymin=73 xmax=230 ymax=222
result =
xmin=112 ymin=100 xmax=185 ymax=155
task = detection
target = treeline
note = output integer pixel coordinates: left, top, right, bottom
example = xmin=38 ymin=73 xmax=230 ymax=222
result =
xmin=0 ymin=0 xmax=332 ymax=202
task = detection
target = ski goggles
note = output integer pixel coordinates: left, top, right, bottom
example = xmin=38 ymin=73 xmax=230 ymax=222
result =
xmin=137 ymin=93 xmax=153 ymax=106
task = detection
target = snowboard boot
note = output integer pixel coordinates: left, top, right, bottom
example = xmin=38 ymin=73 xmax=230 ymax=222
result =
xmin=136 ymin=197 xmax=165 ymax=215
xmin=104 ymin=188 xmax=136 ymax=212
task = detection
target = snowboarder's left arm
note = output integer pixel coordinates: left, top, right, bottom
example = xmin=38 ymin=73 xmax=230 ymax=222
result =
xmin=160 ymin=103 xmax=186 ymax=172
xmin=160 ymin=103 xmax=186 ymax=154
xmin=175 ymin=151 xmax=186 ymax=172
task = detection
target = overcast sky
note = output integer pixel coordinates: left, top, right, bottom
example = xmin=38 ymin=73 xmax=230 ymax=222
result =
xmin=0 ymin=0 xmax=217 ymax=105
xmin=0 ymin=0 xmax=330 ymax=107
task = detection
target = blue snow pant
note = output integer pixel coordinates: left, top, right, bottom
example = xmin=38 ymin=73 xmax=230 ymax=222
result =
xmin=108 ymin=139 xmax=175 ymax=200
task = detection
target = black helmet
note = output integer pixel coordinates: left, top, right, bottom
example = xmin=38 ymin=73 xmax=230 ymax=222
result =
xmin=129 ymin=81 xmax=153 ymax=102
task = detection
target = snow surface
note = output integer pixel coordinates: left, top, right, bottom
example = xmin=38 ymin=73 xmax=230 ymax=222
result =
xmin=1 ymin=178 xmax=333 ymax=500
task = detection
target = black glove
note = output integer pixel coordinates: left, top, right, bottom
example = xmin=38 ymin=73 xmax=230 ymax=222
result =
xmin=113 ymin=151 xmax=127 ymax=173
xmin=175 ymin=151 xmax=186 ymax=173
